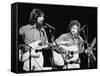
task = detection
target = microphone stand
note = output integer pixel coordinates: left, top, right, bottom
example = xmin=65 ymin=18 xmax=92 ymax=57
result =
xmin=49 ymin=29 xmax=68 ymax=69
xmin=81 ymin=26 xmax=95 ymax=68
xmin=54 ymin=40 xmax=68 ymax=69
xmin=82 ymin=28 xmax=90 ymax=67
xmin=49 ymin=28 xmax=55 ymax=69
xmin=29 ymin=47 xmax=32 ymax=71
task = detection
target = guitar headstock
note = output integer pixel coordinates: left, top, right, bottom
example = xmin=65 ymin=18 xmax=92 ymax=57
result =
xmin=90 ymin=37 xmax=96 ymax=48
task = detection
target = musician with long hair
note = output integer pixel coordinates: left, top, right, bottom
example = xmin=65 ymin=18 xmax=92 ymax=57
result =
xmin=54 ymin=20 xmax=84 ymax=69
xmin=19 ymin=9 xmax=50 ymax=71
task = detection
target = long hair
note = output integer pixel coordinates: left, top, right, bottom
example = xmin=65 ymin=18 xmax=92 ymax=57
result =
xmin=68 ymin=20 xmax=81 ymax=33
xmin=29 ymin=9 xmax=44 ymax=25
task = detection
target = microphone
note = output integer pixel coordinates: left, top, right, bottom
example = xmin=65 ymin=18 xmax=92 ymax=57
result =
xmin=44 ymin=23 xmax=55 ymax=30
xmin=80 ymin=25 xmax=86 ymax=32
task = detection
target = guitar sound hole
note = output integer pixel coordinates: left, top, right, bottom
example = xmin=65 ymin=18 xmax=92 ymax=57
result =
xmin=39 ymin=42 xmax=46 ymax=46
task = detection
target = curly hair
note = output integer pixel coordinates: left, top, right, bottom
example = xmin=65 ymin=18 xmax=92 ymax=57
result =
xmin=29 ymin=9 xmax=44 ymax=25
xmin=68 ymin=20 xmax=81 ymax=33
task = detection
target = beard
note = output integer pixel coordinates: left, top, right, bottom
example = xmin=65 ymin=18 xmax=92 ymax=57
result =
xmin=36 ymin=22 xmax=43 ymax=31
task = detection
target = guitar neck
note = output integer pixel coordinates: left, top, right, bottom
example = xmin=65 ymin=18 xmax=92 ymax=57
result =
xmin=74 ymin=37 xmax=96 ymax=54
xmin=74 ymin=50 xmax=84 ymax=54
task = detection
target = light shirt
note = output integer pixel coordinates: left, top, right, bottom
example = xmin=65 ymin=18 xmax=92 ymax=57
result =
xmin=19 ymin=24 xmax=48 ymax=44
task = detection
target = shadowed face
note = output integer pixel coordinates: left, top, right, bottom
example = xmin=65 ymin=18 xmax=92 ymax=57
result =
xmin=70 ymin=25 xmax=79 ymax=35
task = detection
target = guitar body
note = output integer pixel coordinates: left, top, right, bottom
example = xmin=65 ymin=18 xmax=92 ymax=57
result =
xmin=28 ymin=40 xmax=50 ymax=57
xmin=29 ymin=40 xmax=42 ymax=50
xmin=29 ymin=40 xmax=49 ymax=50
xmin=59 ymin=45 xmax=79 ymax=62
xmin=28 ymin=40 xmax=43 ymax=56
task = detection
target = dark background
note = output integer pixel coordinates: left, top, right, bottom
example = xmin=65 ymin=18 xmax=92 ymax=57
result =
xmin=18 ymin=2 xmax=97 ymax=72
xmin=18 ymin=3 xmax=97 ymax=43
